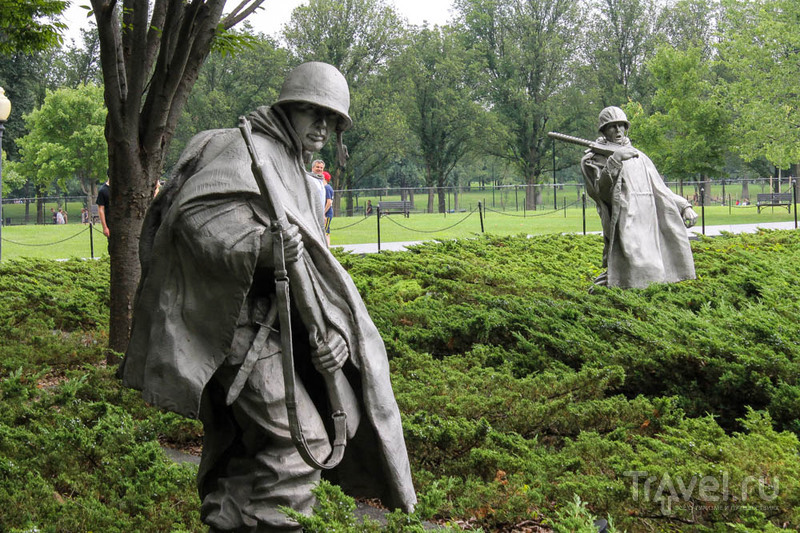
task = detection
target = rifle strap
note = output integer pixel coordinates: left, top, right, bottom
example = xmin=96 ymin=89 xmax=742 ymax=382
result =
xmin=274 ymin=228 xmax=346 ymax=470
xmin=225 ymin=300 xmax=278 ymax=406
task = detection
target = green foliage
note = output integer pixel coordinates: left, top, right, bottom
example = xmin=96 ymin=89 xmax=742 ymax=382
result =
xmin=716 ymin=0 xmax=800 ymax=167
xmin=280 ymin=480 xmax=463 ymax=532
xmin=338 ymin=231 xmax=800 ymax=530
xmin=4 ymin=234 xmax=800 ymax=531
xmin=14 ymin=84 xmax=107 ymax=196
xmin=456 ymin=0 xmax=586 ymax=186
xmin=0 ymin=0 xmax=67 ymax=54
xmin=393 ymin=26 xmax=489 ymax=212
xmin=626 ymin=46 xmax=731 ymax=179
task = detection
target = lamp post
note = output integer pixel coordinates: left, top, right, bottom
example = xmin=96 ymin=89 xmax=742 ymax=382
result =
xmin=0 ymin=87 xmax=11 ymax=262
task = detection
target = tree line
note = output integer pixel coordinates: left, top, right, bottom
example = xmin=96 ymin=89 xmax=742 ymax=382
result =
xmin=1 ymin=0 xmax=797 ymax=353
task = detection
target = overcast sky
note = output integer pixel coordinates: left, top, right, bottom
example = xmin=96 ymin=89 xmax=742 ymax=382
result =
xmin=62 ymin=0 xmax=457 ymax=44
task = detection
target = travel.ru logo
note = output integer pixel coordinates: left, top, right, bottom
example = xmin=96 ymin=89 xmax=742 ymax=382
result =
xmin=624 ymin=471 xmax=779 ymax=515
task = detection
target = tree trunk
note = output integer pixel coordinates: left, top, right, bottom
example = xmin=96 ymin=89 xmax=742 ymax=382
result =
xmin=525 ymin=183 xmax=539 ymax=210
xmin=346 ymin=189 xmax=354 ymax=216
xmin=106 ymin=141 xmax=151 ymax=361
xmin=437 ymin=186 xmax=446 ymax=213
xmin=427 ymin=188 xmax=434 ymax=213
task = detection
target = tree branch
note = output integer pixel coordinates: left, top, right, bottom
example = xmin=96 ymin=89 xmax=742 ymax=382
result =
xmin=222 ymin=0 xmax=266 ymax=29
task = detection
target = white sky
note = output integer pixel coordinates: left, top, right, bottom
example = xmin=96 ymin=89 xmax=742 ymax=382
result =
xmin=62 ymin=0 xmax=457 ymax=45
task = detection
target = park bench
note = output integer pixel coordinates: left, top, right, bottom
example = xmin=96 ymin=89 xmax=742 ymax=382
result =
xmin=377 ymin=201 xmax=412 ymax=217
xmin=756 ymin=192 xmax=792 ymax=213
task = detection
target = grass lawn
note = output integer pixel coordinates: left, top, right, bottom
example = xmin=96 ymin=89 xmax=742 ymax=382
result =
xmin=0 ymin=203 xmax=796 ymax=260
xmin=1 ymin=223 xmax=106 ymax=261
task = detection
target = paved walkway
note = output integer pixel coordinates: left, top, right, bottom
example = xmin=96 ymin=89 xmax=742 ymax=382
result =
xmin=332 ymin=221 xmax=799 ymax=254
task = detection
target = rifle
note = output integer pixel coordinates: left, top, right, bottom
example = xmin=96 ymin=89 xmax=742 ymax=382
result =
xmin=547 ymin=131 xmax=637 ymax=158
xmin=237 ymin=116 xmax=360 ymax=470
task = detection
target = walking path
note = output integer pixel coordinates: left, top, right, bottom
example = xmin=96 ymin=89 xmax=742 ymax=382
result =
xmin=332 ymin=221 xmax=799 ymax=254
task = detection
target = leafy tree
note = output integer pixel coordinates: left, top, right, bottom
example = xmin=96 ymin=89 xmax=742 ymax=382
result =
xmin=456 ymin=0 xmax=585 ymax=209
xmin=89 ymin=0 xmax=266 ymax=356
xmin=0 ymin=0 xmax=67 ymax=54
xmin=716 ymin=0 xmax=800 ymax=172
xmin=13 ymin=84 xmax=107 ymax=221
xmin=657 ymin=0 xmax=720 ymax=57
xmin=1 ymin=149 xmax=25 ymax=195
xmin=283 ymin=0 xmax=408 ymax=215
xmin=582 ymin=0 xmax=661 ymax=106
xmin=395 ymin=26 xmax=487 ymax=213
xmin=624 ymin=46 xmax=730 ymax=180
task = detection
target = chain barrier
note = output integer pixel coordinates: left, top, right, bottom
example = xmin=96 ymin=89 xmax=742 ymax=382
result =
xmin=381 ymin=208 xmax=476 ymax=233
xmin=484 ymin=199 xmax=581 ymax=218
xmin=332 ymin=215 xmax=371 ymax=230
xmin=1 ymin=226 xmax=91 ymax=246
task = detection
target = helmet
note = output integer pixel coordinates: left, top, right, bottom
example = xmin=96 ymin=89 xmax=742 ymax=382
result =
xmin=276 ymin=62 xmax=352 ymax=131
xmin=597 ymin=106 xmax=630 ymax=133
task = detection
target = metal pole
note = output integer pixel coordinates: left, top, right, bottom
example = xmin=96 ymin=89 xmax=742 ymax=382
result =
xmin=89 ymin=220 xmax=95 ymax=259
xmin=794 ymin=179 xmax=798 ymax=229
xmin=701 ymin=187 xmax=705 ymax=235
xmin=553 ymin=136 xmax=557 ymax=211
xmin=582 ymin=192 xmax=586 ymax=235
xmin=376 ymin=206 xmax=381 ymax=253
xmin=478 ymin=201 xmax=484 ymax=233
xmin=515 ymin=185 xmax=518 ymax=212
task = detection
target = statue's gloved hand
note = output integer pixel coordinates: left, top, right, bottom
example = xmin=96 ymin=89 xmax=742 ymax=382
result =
xmin=260 ymin=224 xmax=304 ymax=265
xmin=282 ymin=224 xmax=304 ymax=264
xmin=611 ymin=146 xmax=639 ymax=162
xmin=683 ymin=207 xmax=699 ymax=228
xmin=311 ymin=330 xmax=349 ymax=374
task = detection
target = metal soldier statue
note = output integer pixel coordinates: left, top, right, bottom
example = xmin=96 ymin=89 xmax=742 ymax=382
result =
xmin=120 ymin=62 xmax=416 ymax=532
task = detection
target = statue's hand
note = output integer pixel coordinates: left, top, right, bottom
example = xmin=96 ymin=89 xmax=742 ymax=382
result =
xmin=612 ymin=147 xmax=639 ymax=162
xmin=683 ymin=207 xmax=699 ymax=228
xmin=282 ymin=224 xmax=304 ymax=264
xmin=312 ymin=330 xmax=349 ymax=374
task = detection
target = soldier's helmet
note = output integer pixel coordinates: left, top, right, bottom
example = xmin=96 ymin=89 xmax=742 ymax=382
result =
xmin=597 ymin=106 xmax=630 ymax=133
xmin=275 ymin=62 xmax=353 ymax=132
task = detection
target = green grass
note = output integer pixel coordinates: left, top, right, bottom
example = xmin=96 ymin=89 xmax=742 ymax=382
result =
xmin=2 ymin=199 xmax=88 ymax=224
xmin=325 ymin=204 xmax=795 ymax=245
xmin=1 ymin=203 xmax=796 ymax=259
xmin=1 ymin=224 xmax=106 ymax=261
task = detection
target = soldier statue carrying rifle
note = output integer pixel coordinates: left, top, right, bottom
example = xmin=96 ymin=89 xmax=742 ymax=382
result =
xmin=120 ymin=62 xmax=415 ymax=533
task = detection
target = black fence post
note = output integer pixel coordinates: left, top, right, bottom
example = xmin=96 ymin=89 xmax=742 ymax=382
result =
xmin=793 ymin=179 xmax=798 ymax=229
xmin=376 ymin=206 xmax=381 ymax=253
xmin=478 ymin=201 xmax=484 ymax=233
xmin=582 ymin=192 xmax=586 ymax=235
xmin=701 ymin=187 xmax=706 ymax=235
xmin=89 ymin=222 xmax=95 ymax=259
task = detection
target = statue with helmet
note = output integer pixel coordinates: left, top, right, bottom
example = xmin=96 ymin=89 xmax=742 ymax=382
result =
xmin=577 ymin=106 xmax=698 ymax=288
xmin=119 ymin=62 xmax=416 ymax=532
